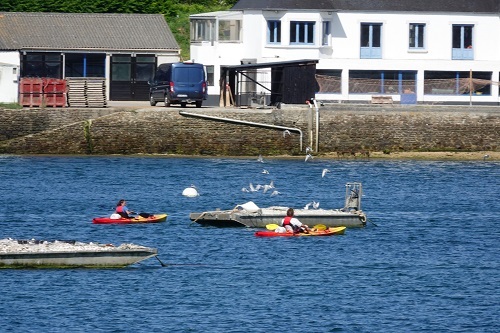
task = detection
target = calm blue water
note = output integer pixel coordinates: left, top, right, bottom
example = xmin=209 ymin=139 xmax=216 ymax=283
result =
xmin=0 ymin=156 xmax=498 ymax=333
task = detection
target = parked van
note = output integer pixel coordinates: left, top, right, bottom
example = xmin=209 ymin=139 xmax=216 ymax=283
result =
xmin=149 ymin=61 xmax=207 ymax=107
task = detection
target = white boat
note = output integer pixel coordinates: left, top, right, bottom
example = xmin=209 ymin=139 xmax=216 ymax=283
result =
xmin=0 ymin=239 xmax=158 ymax=268
xmin=190 ymin=183 xmax=367 ymax=228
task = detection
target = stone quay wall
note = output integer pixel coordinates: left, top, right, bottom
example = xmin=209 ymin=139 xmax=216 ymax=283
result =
xmin=0 ymin=104 xmax=498 ymax=156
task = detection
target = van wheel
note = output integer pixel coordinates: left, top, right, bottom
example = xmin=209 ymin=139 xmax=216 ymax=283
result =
xmin=181 ymin=102 xmax=187 ymax=108
xmin=150 ymin=95 xmax=157 ymax=106
xmin=164 ymin=95 xmax=171 ymax=107
xmin=195 ymin=101 xmax=202 ymax=108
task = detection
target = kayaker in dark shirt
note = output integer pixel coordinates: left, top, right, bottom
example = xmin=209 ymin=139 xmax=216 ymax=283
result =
xmin=116 ymin=199 xmax=134 ymax=218
xmin=116 ymin=199 xmax=152 ymax=219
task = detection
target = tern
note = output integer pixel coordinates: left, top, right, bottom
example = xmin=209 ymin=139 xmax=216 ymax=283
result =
xmin=305 ymin=153 xmax=313 ymax=162
xmin=322 ymin=168 xmax=331 ymax=178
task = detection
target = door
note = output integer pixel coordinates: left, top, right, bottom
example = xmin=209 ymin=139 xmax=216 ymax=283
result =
xmin=110 ymin=54 xmax=156 ymax=100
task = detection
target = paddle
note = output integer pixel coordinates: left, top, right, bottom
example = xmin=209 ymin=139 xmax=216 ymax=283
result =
xmin=266 ymin=224 xmax=280 ymax=230
xmin=313 ymin=224 xmax=327 ymax=231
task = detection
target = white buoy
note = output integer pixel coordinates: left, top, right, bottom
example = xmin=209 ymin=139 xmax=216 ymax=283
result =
xmin=182 ymin=186 xmax=199 ymax=197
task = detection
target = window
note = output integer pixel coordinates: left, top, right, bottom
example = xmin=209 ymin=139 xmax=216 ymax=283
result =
xmin=22 ymin=53 xmax=62 ymax=78
xmin=316 ymin=69 xmax=341 ymax=93
xmin=290 ymin=21 xmax=315 ymax=44
xmin=424 ymin=71 xmax=490 ymax=95
xmin=360 ymin=23 xmax=382 ymax=58
xmin=267 ymin=20 xmax=281 ymax=44
xmin=190 ymin=19 xmax=215 ymax=42
xmin=322 ymin=21 xmax=331 ymax=46
xmin=205 ymin=65 xmax=214 ymax=86
xmin=409 ymin=23 xmax=425 ymax=49
xmin=219 ymin=20 xmax=241 ymax=42
xmin=452 ymin=25 xmax=473 ymax=60
xmin=349 ymin=70 xmax=417 ymax=94
xmin=65 ymin=53 xmax=105 ymax=77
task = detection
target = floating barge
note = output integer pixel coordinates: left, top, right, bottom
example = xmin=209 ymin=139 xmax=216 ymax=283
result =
xmin=190 ymin=183 xmax=367 ymax=228
xmin=0 ymin=239 xmax=158 ymax=268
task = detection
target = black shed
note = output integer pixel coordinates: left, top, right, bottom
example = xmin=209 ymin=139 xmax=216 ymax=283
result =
xmin=220 ymin=59 xmax=319 ymax=107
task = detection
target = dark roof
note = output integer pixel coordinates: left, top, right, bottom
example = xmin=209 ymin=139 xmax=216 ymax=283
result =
xmin=221 ymin=59 xmax=318 ymax=71
xmin=0 ymin=12 xmax=179 ymax=52
xmin=231 ymin=0 xmax=500 ymax=13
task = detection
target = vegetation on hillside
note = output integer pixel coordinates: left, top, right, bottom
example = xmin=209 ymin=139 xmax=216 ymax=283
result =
xmin=0 ymin=0 xmax=239 ymax=59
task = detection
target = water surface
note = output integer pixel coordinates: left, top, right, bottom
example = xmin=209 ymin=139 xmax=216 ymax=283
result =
xmin=0 ymin=156 xmax=498 ymax=332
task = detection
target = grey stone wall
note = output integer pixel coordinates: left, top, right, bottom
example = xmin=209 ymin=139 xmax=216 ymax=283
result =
xmin=0 ymin=104 xmax=498 ymax=155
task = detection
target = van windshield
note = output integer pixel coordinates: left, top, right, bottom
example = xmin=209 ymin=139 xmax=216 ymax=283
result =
xmin=174 ymin=67 xmax=204 ymax=83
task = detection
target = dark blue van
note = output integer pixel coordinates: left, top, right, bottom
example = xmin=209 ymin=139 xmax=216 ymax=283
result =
xmin=149 ymin=62 xmax=207 ymax=107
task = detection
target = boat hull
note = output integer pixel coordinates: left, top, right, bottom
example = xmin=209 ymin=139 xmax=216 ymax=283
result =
xmin=190 ymin=208 xmax=366 ymax=228
xmin=0 ymin=248 xmax=158 ymax=268
xmin=92 ymin=214 xmax=167 ymax=224
xmin=255 ymin=226 xmax=346 ymax=237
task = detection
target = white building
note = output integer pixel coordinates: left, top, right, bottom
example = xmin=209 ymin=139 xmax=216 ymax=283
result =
xmin=190 ymin=0 xmax=500 ymax=105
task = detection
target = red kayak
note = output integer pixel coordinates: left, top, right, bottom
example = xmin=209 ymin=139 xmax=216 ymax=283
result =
xmin=92 ymin=214 xmax=167 ymax=224
xmin=255 ymin=226 xmax=346 ymax=237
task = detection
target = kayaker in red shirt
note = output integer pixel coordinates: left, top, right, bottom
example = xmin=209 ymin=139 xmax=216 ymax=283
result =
xmin=280 ymin=208 xmax=310 ymax=233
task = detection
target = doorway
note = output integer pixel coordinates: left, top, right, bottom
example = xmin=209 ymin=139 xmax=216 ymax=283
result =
xmin=110 ymin=54 xmax=156 ymax=100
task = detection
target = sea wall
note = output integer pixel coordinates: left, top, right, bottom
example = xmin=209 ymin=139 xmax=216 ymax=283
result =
xmin=0 ymin=104 xmax=498 ymax=155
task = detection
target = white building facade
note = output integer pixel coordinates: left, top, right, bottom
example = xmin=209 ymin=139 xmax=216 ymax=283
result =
xmin=190 ymin=1 xmax=500 ymax=105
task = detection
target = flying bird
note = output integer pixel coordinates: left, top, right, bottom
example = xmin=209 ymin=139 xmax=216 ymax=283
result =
xmin=305 ymin=153 xmax=313 ymax=162
xmin=483 ymin=154 xmax=490 ymax=161
xmin=270 ymin=190 xmax=281 ymax=196
xmin=249 ymin=183 xmax=261 ymax=192
xmin=312 ymin=201 xmax=320 ymax=209
xmin=257 ymin=155 xmax=264 ymax=163
xmin=262 ymin=181 xmax=275 ymax=193
xmin=322 ymin=168 xmax=331 ymax=178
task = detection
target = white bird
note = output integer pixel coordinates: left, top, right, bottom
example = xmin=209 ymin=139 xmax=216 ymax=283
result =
xmin=304 ymin=202 xmax=313 ymax=210
xmin=305 ymin=153 xmax=313 ymax=162
xmin=249 ymin=183 xmax=261 ymax=192
xmin=270 ymin=190 xmax=281 ymax=196
xmin=312 ymin=201 xmax=320 ymax=209
xmin=241 ymin=187 xmax=249 ymax=192
xmin=262 ymin=169 xmax=269 ymax=174
xmin=283 ymin=130 xmax=291 ymax=137
xmin=306 ymin=146 xmax=312 ymax=154
xmin=257 ymin=155 xmax=264 ymax=163
xmin=322 ymin=168 xmax=331 ymax=178
xmin=262 ymin=180 xmax=275 ymax=193
xmin=483 ymin=154 xmax=490 ymax=161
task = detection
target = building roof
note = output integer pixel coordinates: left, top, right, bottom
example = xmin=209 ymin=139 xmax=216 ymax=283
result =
xmin=0 ymin=12 xmax=179 ymax=52
xmin=221 ymin=59 xmax=319 ymax=71
xmin=231 ymin=0 xmax=500 ymax=13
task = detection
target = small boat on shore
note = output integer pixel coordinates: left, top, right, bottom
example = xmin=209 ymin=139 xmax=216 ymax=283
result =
xmin=0 ymin=239 xmax=158 ymax=268
xmin=255 ymin=226 xmax=346 ymax=237
xmin=190 ymin=183 xmax=367 ymax=228
xmin=92 ymin=213 xmax=167 ymax=224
